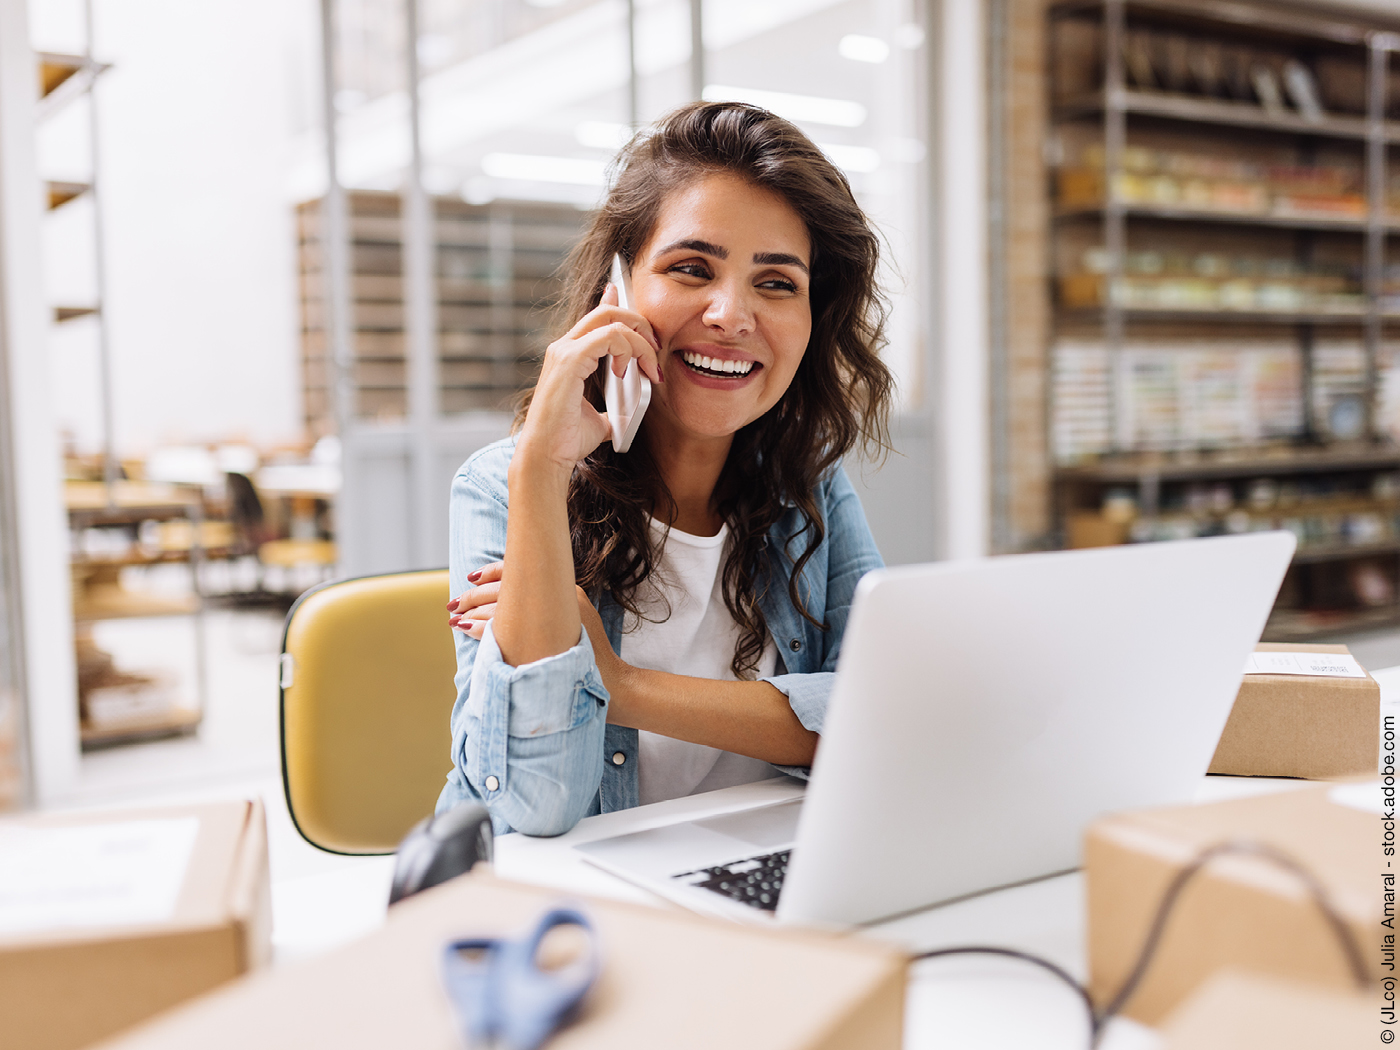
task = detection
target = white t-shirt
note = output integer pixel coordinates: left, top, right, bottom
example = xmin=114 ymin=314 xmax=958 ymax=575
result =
xmin=619 ymin=518 xmax=782 ymax=805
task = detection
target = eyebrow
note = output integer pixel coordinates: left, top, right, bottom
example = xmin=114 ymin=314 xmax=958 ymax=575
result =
xmin=753 ymin=251 xmax=809 ymax=275
xmin=654 ymin=239 xmax=810 ymax=275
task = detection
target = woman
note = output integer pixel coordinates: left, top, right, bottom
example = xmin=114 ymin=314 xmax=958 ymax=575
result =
xmin=437 ymin=101 xmax=894 ymax=835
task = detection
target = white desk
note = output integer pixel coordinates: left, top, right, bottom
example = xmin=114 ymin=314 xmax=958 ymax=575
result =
xmin=490 ymin=774 xmax=1310 ymax=1050
xmin=270 ymin=668 xmax=1400 ymax=1042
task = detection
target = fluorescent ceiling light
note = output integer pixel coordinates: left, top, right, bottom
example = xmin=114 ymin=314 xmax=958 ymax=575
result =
xmin=480 ymin=153 xmax=608 ymax=185
xmin=575 ymin=121 xmax=632 ymax=150
xmin=838 ymin=35 xmax=889 ymax=64
xmin=817 ymin=142 xmax=880 ymax=173
xmin=894 ymin=23 xmax=926 ymax=49
xmin=702 ymin=85 xmax=867 ymax=128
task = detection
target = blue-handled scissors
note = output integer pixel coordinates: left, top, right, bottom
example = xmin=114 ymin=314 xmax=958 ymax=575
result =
xmin=441 ymin=906 xmax=601 ymax=1050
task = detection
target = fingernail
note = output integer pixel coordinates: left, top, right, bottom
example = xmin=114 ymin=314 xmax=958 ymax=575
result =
xmin=447 ymin=598 xmax=459 ymax=611
xmin=467 ymin=569 xmax=481 ymax=583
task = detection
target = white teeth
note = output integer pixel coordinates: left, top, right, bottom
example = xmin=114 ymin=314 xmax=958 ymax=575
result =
xmin=682 ymin=351 xmax=754 ymax=376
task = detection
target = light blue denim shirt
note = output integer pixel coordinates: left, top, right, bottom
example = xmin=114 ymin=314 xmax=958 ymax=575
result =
xmin=435 ymin=437 xmax=884 ymax=836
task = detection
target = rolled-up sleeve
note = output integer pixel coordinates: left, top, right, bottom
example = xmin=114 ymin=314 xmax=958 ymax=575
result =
xmin=458 ymin=623 xmax=609 ymax=836
xmin=438 ymin=445 xmax=610 ymax=837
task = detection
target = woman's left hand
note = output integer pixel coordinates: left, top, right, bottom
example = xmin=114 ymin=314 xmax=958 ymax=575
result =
xmin=448 ymin=561 xmax=503 ymax=640
xmin=450 ymin=569 xmax=633 ymax=699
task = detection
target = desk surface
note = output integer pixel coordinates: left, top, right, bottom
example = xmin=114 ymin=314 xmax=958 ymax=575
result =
xmin=490 ymin=773 xmax=1311 ymax=1050
xmin=274 ymin=669 xmax=1400 ymax=1047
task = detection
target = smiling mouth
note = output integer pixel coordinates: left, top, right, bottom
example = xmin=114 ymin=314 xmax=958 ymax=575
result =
xmin=680 ymin=351 xmax=756 ymax=378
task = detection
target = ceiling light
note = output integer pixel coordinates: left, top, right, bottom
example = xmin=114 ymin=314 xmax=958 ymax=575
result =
xmin=702 ymin=85 xmax=867 ymax=128
xmin=818 ymin=143 xmax=880 ymax=173
xmin=894 ymin=23 xmax=925 ymax=49
xmin=838 ymin=35 xmax=889 ymax=64
xmin=480 ymin=153 xmax=608 ymax=185
xmin=575 ymin=121 xmax=632 ymax=150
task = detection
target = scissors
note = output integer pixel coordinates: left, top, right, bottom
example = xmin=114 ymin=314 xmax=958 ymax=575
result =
xmin=441 ymin=905 xmax=601 ymax=1050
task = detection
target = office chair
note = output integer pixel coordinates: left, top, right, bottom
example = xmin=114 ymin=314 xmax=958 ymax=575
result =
xmin=279 ymin=568 xmax=457 ymax=854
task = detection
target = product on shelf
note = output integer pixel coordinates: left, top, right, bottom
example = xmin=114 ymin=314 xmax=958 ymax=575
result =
xmin=1053 ymin=339 xmax=1311 ymax=459
xmin=1060 ymin=244 xmax=1364 ymax=315
xmin=1058 ymin=146 xmax=1375 ymax=221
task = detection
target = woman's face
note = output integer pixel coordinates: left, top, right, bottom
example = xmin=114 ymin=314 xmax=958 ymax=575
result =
xmin=631 ymin=173 xmax=812 ymax=445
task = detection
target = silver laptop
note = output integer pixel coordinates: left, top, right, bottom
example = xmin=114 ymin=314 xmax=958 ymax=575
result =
xmin=575 ymin=532 xmax=1296 ymax=926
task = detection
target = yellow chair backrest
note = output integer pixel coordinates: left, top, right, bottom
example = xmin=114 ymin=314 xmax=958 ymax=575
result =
xmin=280 ymin=569 xmax=456 ymax=854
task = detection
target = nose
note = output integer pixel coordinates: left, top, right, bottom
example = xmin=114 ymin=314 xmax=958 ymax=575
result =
xmin=701 ymin=279 xmax=755 ymax=337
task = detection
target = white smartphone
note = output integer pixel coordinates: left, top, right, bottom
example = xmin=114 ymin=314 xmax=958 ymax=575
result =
xmin=605 ymin=253 xmax=651 ymax=454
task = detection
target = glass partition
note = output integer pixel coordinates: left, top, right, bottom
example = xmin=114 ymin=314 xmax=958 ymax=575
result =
xmin=303 ymin=0 xmax=929 ymax=429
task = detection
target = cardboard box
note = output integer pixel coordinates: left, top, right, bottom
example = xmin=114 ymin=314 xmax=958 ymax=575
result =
xmin=1158 ymin=971 xmax=1374 ymax=1049
xmin=93 ymin=871 xmax=907 ymax=1050
xmin=1085 ymin=784 xmax=1378 ymax=1026
xmin=1209 ymin=643 xmax=1379 ymax=779
xmin=0 ymin=800 xmax=271 ymax=1050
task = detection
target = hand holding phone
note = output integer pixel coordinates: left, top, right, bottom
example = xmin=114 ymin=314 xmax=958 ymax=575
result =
xmin=604 ymin=253 xmax=652 ymax=454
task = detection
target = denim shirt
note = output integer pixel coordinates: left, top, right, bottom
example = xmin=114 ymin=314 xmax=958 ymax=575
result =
xmin=435 ymin=438 xmax=884 ymax=836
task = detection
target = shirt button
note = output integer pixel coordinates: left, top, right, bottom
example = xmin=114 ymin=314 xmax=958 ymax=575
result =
xmin=611 ymin=752 xmax=627 ymax=766
xmin=789 ymin=639 xmax=802 ymax=652
xmin=484 ymin=775 xmax=499 ymax=792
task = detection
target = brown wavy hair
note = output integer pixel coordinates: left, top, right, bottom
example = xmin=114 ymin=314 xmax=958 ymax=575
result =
xmin=519 ymin=101 xmax=893 ymax=677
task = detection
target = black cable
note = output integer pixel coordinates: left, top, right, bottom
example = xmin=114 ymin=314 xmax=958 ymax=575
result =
xmin=1094 ymin=838 xmax=1369 ymax=1033
xmin=909 ymin=838 xmax=1370 ymax=1049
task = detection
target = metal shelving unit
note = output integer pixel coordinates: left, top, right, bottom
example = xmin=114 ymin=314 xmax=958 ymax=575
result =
xmin=39 ymin=13 xmax=208 ymax=747
xmin=1048 ymin=0 xmax=1400 ymax=638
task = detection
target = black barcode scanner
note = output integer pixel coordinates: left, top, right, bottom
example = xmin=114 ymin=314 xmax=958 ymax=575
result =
xmin=389 ymin=802 xmax=494 ymax=905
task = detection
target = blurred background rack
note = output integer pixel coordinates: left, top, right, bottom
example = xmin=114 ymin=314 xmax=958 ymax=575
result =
xmin=1041 ymin=0 xmax=1400 ymax=639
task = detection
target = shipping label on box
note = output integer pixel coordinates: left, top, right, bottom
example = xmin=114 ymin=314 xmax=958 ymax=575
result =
xmin=0 ymin=799 xmax=271 ymax=1050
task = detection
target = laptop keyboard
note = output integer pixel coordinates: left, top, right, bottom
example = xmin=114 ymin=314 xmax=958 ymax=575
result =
xmin=674 ymin=849 xmax=791 ymax=912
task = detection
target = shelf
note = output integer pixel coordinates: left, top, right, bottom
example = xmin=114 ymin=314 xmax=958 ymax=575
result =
xmin=80 ymin=705 xmax=201 ymax=750
xmin=1054 ymin=203 xmax=1391 ymax=234
xmin=1056 ymin=89 xmax=1385 ymax=142
xmin=72 ymin=589 xmax=198 ymax=622
xmin=1059 ymin=306 xmax=1384 ymax=326
xmin=38 ymin=52 xmax=85 ymax=98
xmin=65 ymin=480 xmax=196 ymax=516
xmin=1050 ymin=0 xmax=1375 ymax=46
xmin=36 ymin=52 xmax=110 ymax=122
xmin=1262 ymin=604 xmax=1400 ymax=642
xmin=1056 ymin=446 xmax=1400 ymax=483
xmin=1291 ymin=540 xmax=1400 ymax=565
xmin=54 ymin=306 xmax=98 ymax=323
xmin=70 ymin=549 xmax=235 ymax=569
xmin=46 ymin=181 xmax=89 ymax=210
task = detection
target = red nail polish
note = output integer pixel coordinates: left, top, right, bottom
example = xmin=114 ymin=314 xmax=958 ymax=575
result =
xmin=468 ymin=569 xmax=482 ymax=583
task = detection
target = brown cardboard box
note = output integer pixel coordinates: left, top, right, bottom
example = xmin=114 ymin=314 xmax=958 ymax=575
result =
xmin=93 ymin=871 xmax=907 ymax=1050
xmin=1209 ymin=643 xmax=1379 ymax=779
xmin=0 ymin=800 xmax=271 ymax=1050
xmin=1085 ymin=784 xmax=1378 ymax=1026
xmin=1158 ymin=971 xmax=1374 ymax=1049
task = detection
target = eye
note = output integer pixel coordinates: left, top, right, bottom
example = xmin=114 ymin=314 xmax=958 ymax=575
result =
xmin=758 ymin=276 xmax=800 ymax=295
xmin=668 ymin=260 xmax=711 ymax=280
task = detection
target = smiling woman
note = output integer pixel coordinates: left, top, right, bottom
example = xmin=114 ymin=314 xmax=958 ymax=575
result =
xmin=438 ymin=102 xmax=895 ymax=836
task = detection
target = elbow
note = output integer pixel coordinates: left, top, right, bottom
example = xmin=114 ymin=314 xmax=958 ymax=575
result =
xmin=502 ymin=794 xmax=586 ymax=837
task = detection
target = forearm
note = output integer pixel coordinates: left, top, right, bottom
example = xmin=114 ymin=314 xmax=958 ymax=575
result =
xmin=607 ymin=667 xmax=819 ymax=767
xmin=492 ymin=444 xmax=579 ymax=666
